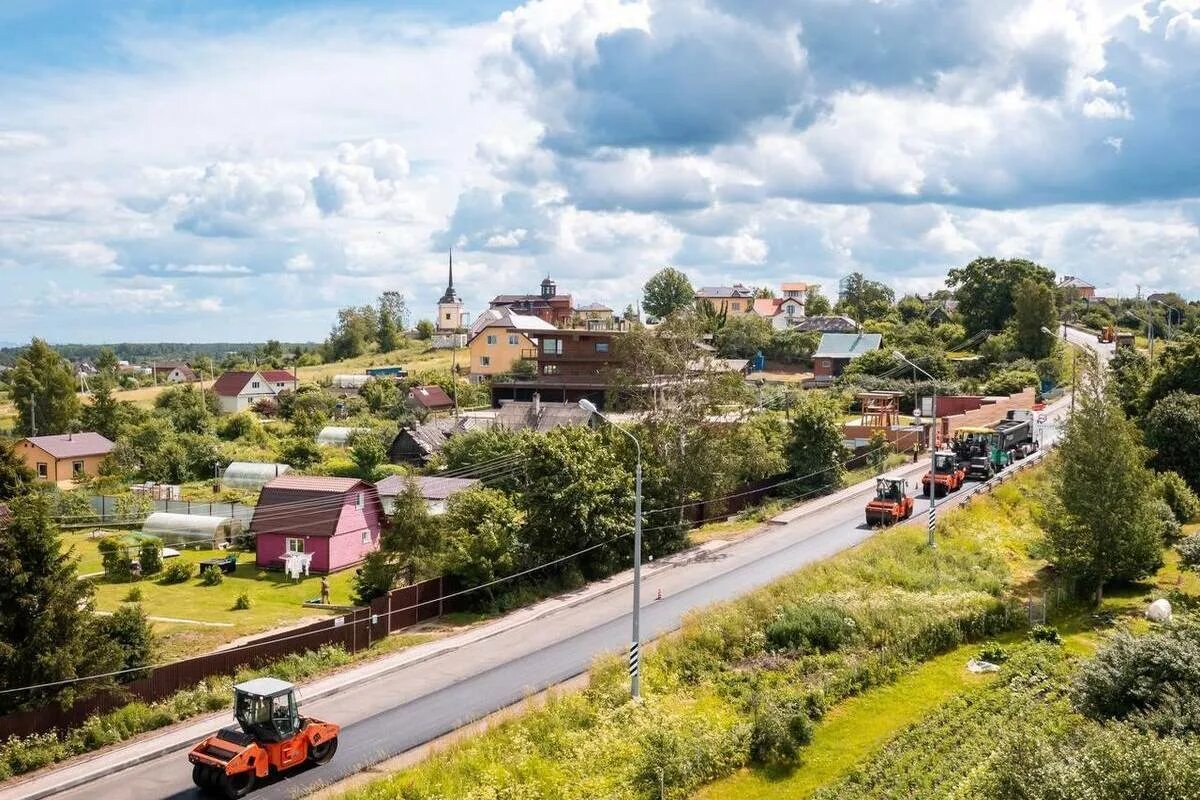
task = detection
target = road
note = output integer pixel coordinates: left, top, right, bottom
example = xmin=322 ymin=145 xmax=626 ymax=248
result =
xmin=21 ymin=333 xmax=1104 ymax=800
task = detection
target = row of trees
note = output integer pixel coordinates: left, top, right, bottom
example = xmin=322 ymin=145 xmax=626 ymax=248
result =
xmin=323 ymin=292 xmax=414 ymax=361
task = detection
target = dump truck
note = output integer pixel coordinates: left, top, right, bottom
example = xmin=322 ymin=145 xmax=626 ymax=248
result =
xmin=1115 ymin=331 xmax=1135 ymax=350
xmin=953 ymin=412 xmax=1038 ymax=481
xmin=865 ymin=477 xmax=914 ymax=527
xmin=189 ymin=677 xmax=339 ymax=798
xmin=1097 ymin=324 xmax=1115 ymax=344
xmin=921 ymin=450 xmax=966 ymax=497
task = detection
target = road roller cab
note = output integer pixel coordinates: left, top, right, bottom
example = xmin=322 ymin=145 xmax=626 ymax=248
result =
xmin=188 ymin=677 xmax=339 ymax=798
xmin=865 ymin=477 xmax=914 ymax=527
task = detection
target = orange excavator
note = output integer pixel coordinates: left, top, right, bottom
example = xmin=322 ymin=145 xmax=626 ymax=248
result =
xmin=921 ymin=451 xmax=966 ymax=497
xmin=865 ymin=477 xmax=914 ymax=527
xmin=1097 ymin=324 xmax=1115 ymax=344
xmin=189 ymin=677 xmax=339 ymax=798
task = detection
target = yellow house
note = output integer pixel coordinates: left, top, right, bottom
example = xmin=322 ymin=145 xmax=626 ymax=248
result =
xmin=17 ymin=432 xmax=115 ymax=484
xmin=467 ymin=309 xmax=558 ymax=383
xmin=695 ymin=284 xmax=755 ymax=315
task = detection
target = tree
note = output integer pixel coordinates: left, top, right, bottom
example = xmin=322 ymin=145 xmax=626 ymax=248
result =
xmin=377 ymin=312 xmax=401 ymax=353
xmin=0 ymin=440 xmax=34 ymax=501
xmin=1147 ymin=333 xmax=1200 ymax=404
xmin=442 ymin=488 xmax=525 ymax=603
xmin=786 ymin=392 xmax=847 ymax=494
xmin=765 ymin=329 xmax=820 ymax=364
xmin=153 ymin=384 xmax=216 ymax=434
xmin=93 ymin=604 xmax=154 ymax=677
xmin=1109 ymin=347 xmax=1151 ymax=418
xmin=805 ymin=287 xmax=832 ymax=316
xmin=1043 ymin=366 xmax=1163 ymax=602
xmin=360 ymin=477 xmax=440 ymax=597
xmin=415 ymin=319 xmax=435 ymax=340
xmin=715 ymin=313 xmax=773 ymax=359
xmin=642 ymin=267 xmax=695 ymax=320
xmin=835 ymin=273 xmax=894 ymax=323
xmin=94 ymin=347 xmax=119 ymax=376
xmin=349 ymin=430 xmax=388 ymax=479
xmin=259 ymin=339 xmax=285 ymax=368
xmin=1143 ymin=392 xmax=1200 ymax=493
xmin=1012 ymin=278 xmax=1057 ymax=359
xmin=379 ymin=291 xmax=409 ymax=332
xmin=9 ymin=338 xmax=81 ymax=436
xmin=278 ymin=437 xmax=323 ymax=470
xmin=946 ymin=257 xmax=1056 ymax=336
xmin=0 ymin=494 xmax=103 ymax=711
xmin=82 ymin=375 xmax=123 ymax=440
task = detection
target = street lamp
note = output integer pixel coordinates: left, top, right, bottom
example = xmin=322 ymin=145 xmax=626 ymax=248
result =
xmin=893 ymin=351 xmax=938 ymax=548
xmin=578 ymin=397 xmax=644 ymax=699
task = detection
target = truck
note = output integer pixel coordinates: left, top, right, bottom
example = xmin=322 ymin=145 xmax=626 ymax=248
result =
xmin=953 ymin=411 xmax=1038 ymax=481
xmin=1114 ymin=331 xmax=1135 ymax=350
xmin=1097 ymin=324 xmax=1115 ymax=344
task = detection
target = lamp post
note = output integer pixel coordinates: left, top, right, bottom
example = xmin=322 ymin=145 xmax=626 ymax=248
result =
xmin=893 ymin=351 xmax=937 ymax=548
xmin=578 ymin=397 xmax=643 ymax=699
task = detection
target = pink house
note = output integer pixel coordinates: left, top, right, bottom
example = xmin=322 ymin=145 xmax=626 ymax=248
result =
xmin=251 ymin=476 xmax=384 ymax=574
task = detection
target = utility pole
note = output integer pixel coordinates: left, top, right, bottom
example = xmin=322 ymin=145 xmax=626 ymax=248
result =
xmin=894 ymin=352 xmax=937 ymax=547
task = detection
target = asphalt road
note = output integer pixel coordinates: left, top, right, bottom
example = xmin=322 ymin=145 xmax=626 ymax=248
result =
xmin=45 ymin=328 xmax=1103 ymax=800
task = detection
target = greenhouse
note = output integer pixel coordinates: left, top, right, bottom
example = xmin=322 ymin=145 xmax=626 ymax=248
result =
xmin=222 ymin=461 xmax=291 ymax=490
xmin=316 ymin=426 xmax=368 ymax=446
xmin=141 ymin=513 xmax=242 ymax=549
xmin=332 ymin=374 xmax=371 ymax=389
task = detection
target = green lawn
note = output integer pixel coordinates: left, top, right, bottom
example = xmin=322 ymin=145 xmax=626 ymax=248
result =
xmin=695 ymin=641 xmax=996 ymax=800
xmin=69 ymin=535 xmax=361 ymax=659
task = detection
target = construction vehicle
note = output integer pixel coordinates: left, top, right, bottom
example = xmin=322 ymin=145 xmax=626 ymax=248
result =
xmin=865 ymin=477 xmax=914 ymax=527
xmin=188 ymin=677 xmax=339 ymax=798
xmin=1115 ymin=331 xmax=1135 ymax=350
xmin=953 ymin=412 xmax=1039 ymax=482
xmin=921 ymin=450 xmax=966 ymax=497
xmin=1097 ymin=324 xmax=1115 ymax=344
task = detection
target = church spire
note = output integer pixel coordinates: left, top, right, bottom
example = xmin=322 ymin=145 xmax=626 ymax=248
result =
xmin=438 ymin=248 xmax=459 ymax=304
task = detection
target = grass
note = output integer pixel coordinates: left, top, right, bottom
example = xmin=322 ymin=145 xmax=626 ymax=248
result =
xmin=695 ymin=641 xmax=997 ymax=800
xmin=65 ymin=534 xmax=362 ymax=658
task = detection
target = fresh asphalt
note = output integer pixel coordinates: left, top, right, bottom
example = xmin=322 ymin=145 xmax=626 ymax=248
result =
xmin=42 ymin=328 xmax=1108 ymax=800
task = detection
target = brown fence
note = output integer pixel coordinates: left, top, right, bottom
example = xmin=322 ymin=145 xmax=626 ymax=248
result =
xmin=0 ymin=576 xmax=451 ymax=741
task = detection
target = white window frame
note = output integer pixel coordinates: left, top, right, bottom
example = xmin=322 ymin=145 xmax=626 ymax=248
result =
xmin=486 ymin=334 xmax=497 ymax=345
xmin=37 ymin=462 xmax=48 ymax=478
xmin=285 ymin=537 xmax=304 ymax=553
xmin=251 ymin=381 xmax=261 ymax=389
xmin=479 ymin=356 xmax=491 ymax=367
xmin=361 ymin=530 xmax=371 ymax=544
xmin=508 ymin=334 xmax=519 ymax=345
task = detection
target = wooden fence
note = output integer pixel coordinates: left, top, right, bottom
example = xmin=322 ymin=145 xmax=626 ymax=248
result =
xmin=0 ymin=576 xmax=453 ymax=741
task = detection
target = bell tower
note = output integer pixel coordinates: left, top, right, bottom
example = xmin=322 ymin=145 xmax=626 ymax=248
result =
xmin=436 ymin=250 xmax=464 ymax=331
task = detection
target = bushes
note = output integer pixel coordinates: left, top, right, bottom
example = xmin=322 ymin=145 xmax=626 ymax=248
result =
xmin=1029 ymin=625 xmax=1062 ymax=645
xmin=765 ymin=604 xmax=851 ymax=654
xmin=138 ymin=541 xmax=162 ymax=576
xmin=1073 ymin=626 xmax=1200 ymax=735
xmin=233 ymin=592 xmax=251 ymax=610
xmin=1158 ymin=470 xmax=1200 ymax=524
xmin=1177 ymin=534 xmax=1200 ymax=571
xmin=160 ymin=560 xmax=192 ymax=584
xmin=97 ymin=536 xmax=132 ymax=582
xmin=982 ymin=368 xmax=1039 ymax=397
xmin=750 ymin=697 xmax=814 ymax=765
xmin=978 ymin=641 xmax=1010 ymax=663
xmin=201 ymin=568 xmax=223 ymax=586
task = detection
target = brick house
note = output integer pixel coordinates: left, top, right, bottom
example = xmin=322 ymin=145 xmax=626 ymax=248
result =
xmin=16 ymin=432 xmax=115 ymax=483
xmin=489 ymin=328 xmax=624 ymax=408
xmin=252 ymin=476 xmax=384 ymax=574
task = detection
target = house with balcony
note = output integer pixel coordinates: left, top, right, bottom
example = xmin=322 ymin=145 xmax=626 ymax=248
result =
xmin=489 ymin=327 xmax=624 ymax=408
xmin=467 ymin=308 xmax=557 ymax=383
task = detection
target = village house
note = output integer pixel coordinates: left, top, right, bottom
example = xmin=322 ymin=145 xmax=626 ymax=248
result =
xmin=489 ymin=327 xmax=624 ymax=408
xmin=152 ymin=362 xmax=197 ymax=383
xmin=407 ymin=384 xmax=456 ymax=414
xmin=388 ymin=416 xmax=479 ymax=465
xmin=16 ymin=432 xmax=115 ymax=483
xmin=374 ymin=474 xmax=481 ymax=515
xmin=812 ymin=332 xmax=884 ymax=381
xmin=467 ymin=308 xmax=557 ymax=383
xmin=694 ymin=284 xmax=755 ymax=315
xmin=1057 ymin=276 xmax=1096 ymax=301
xmin=489 ymin=276 xmax=574 ymax=327
xmin=574 ymin=302 xmax=618 ymax=330
xmin=252 ymin=475 xmax=384 ymax=574
xmin=212 ymin=369 xmax=299 ymax=413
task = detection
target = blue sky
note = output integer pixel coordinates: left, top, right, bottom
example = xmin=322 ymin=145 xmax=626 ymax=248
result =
xmin=2 ymin=0 xmax=1200 ymax=342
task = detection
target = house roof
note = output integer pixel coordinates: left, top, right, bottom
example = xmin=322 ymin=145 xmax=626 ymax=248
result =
xmin=696 ymin=285 xmax=753 ymax=299
xmin=794 ymin=315 xmax=860 ymax=333
xmin=577 ymin=302 xmax=612 ymax=312
xmin=814 ymin=333 xmax=883 ymax=359
xmin=753 ymin=298 xmax=782 ymax=316
xmin=1058 ymin=275 xmax=1095 ymax=289
xmin=392 ymin=416 xmax=479 ymax=457
xmin=23 ymin=432 xmax=114 ymax=459
xmin=153 ymin=363 xmax=196 ymax=377
xmin=408 ymin=385 xmax=454 ymax=410
xmin=495 ymin=400 xmax=592 ymax=432
xmin=211 ymin=371 xmax=257 ymax=396
xmin=261 ymin=370 xmax=298 ymax=384
xmin=468 ymin=308 xmax=557 ymax=340
xmin=252 ymin=475 xmax=380 ymax=537
xmin=375 ymin=474 xmax=481 ymax=500
xmin=781 ymin=282 xmax=809 ymax=292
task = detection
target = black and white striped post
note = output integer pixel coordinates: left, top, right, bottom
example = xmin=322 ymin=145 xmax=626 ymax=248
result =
xmin=628 ymin=641 xmax=640 ymax=680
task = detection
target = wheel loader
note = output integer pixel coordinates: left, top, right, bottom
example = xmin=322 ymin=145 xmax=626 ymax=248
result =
xmin=188 ymin=677 xmax=339 ymax=798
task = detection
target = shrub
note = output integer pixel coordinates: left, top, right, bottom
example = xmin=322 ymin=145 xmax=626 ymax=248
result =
xmin=1029 ymin=625 xmax=1062 ymax=645
xmin=201 ymin=568 xmax=223 ymax=586
xmin=982 ymin=369 xmax=1039 ymax=397
xmin=123 ymin=586 xmax=143 ymax=602
xmin=160 ymin=561 xmax=192 ymax=584
xmin=233 ymin=592 xmax=251 ymax=611
xmin=765 ymin=604 xmax=850 ymax=654
xmin=97 ymin=536 xmax=132 ymax=582
xmin=94 ymin=604 xmax=154 ymax=677
xmin=1157 ymin=470 xmax=1200 ymax=524
xmin=750 ymin=699 xmax=814 ymax=765
xmin=1073 ymin=626 xmax=1200 ymax=735
xmin=978 ymin=641 xmax=1010 ymax=663
xmin=138 ymin=541 xmax=162 ymax=576
xmin=1152 ymin=498 xmax=1182 ymax=544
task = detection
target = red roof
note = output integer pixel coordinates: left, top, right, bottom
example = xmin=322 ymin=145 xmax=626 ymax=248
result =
xmin=23 ymin=432 xmax=114 ymax=459
xmin=753 ymin=298 xmax=782 ymax=316
xmin=408 ymin=385 xmax=454 ymax=410
xmin=251 ymin=475 xmax=380 ymax=537
xmin=212 ymin=370 xmax=297 ymax=396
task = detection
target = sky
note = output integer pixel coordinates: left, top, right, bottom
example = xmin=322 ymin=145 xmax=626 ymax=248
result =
xmin=3 ymin=0 xmax=1200 ymax=343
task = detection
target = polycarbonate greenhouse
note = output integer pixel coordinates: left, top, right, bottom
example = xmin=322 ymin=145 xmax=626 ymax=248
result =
xmin=141 ymin=512 xmax=242 ymax=548
xmin=332 ymin=374 xmax=371 ymax=389
xmin=221 ymin=461 xmax=291 ymax=490
xmin=315 ymin=426 xmax=367 ymax=446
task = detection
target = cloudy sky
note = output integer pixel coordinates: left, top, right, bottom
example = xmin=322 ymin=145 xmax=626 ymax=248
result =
xmin=3 ymin=0 xmax=1199 ymax=343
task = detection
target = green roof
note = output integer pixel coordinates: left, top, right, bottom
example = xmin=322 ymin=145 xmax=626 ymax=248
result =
xmin=814 ymin=333 xmax=883 ymax=359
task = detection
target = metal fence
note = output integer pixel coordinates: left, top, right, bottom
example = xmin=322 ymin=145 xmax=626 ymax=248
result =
xmin=0 ymin=576 xmax=453 ymax=741
xmin=84 ymin=495 xmax=255 ymax=525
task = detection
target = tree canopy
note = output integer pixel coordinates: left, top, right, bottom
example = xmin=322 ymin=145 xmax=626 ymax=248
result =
xmin=642 ymin=267 xmax=695 ymax=320
xmin=1012 ymin=277 xmax=1057 ymax=359
xmin=786 ymin=392 xmax=847 ymax=495
xmin=835 ymin=273 xmax=894 ymax=323
xmin=1143 ymin=391 xmax=1200 ymax=494
xmin=8 ymin=338 xmax=81 ymax=436
xmin=946 ymin=257 xmax=1056 ymax=336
